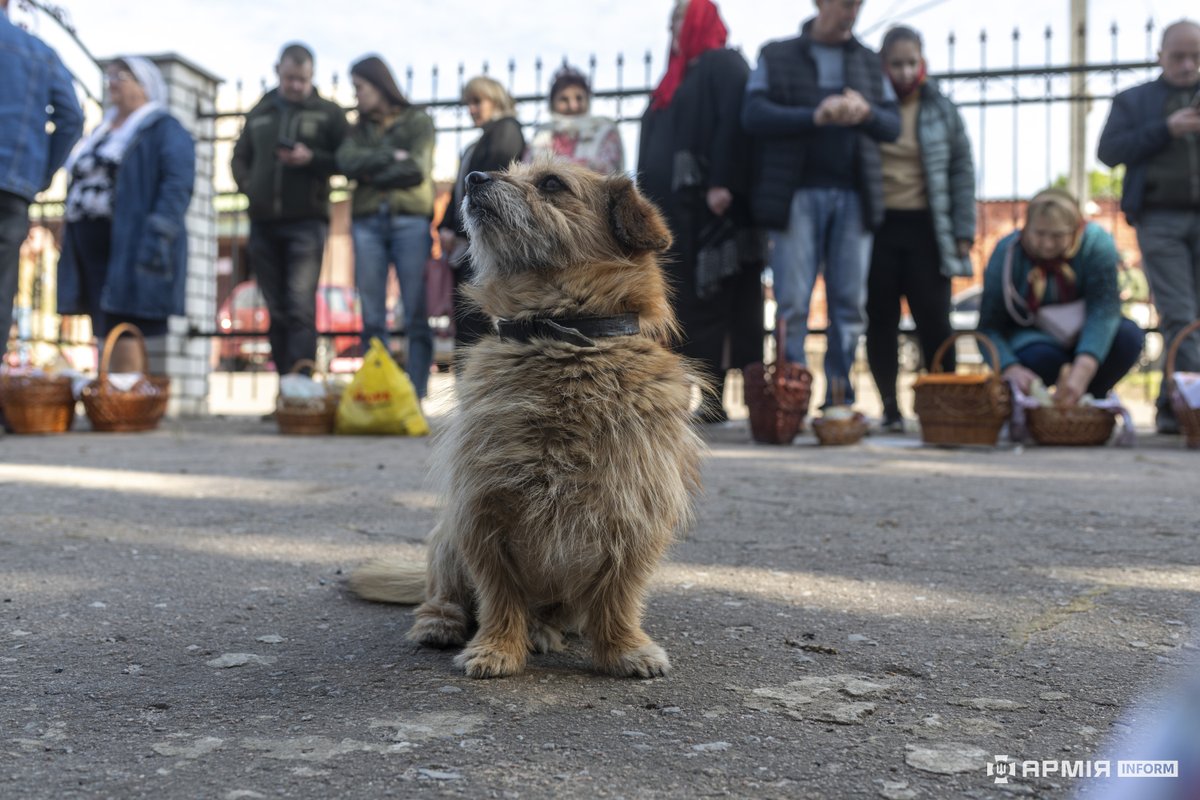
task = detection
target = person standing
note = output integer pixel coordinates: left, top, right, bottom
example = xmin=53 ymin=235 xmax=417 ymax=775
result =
xmin=57 ymin=57 xmax=194 ymax=372
xmin=639 ymin=0 xmax=765 ymax=424
xmin=865 ymin=26 xmax=976 ymax=431
xmin=0 ymin=0 xmax=83 ymax=357
xmin=231 ymin=43 xmax=349 ymax=375
xmin=336 ymin=55 xmax=436 ymax=399
xmin=437 ymin=76 xmax=525 ymax=356
xmin=1097 ymin=19 xmax=1200 ymax=434
xmin=742 ymin=0 xmax=899 ymax=407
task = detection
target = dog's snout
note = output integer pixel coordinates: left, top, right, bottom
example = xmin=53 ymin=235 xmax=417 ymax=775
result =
xmin=466 ymin=171 xmax=493 ymax=188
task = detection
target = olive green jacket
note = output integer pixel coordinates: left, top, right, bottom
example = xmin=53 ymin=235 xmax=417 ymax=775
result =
xmin=336 ymin=106 xmax=435 ymax=218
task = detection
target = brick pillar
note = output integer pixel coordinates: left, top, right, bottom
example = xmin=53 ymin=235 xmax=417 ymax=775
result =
xmin=143 ymin=54 xmax=222 ymax=416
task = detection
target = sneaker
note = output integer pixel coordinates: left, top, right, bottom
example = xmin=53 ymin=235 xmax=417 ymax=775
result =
xmin=878 ymin=414 xmax=904 ymax=434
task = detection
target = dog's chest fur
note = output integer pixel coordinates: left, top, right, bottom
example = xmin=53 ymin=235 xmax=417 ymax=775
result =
xmin=439 ymin=335 xmax=702 ymax=596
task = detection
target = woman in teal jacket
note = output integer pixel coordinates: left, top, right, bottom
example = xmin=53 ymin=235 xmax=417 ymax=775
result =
xmin=58 ymin=57 xmax=194 ymax=372
xmin=977 ymin=189 xmax=1144 ymax=406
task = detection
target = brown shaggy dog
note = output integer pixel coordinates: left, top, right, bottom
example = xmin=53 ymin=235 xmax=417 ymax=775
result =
xmin=350 ymin=159 xmax=703 ymax=679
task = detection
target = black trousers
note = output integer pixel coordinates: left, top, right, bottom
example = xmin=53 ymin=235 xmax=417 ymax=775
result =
xmin=0 ymin=191 xmax=29 ymax=355
xmin=247 ymin=218 xmax=328 ymax=375
xmin=866 ymin=209 xmax=954 ymax=409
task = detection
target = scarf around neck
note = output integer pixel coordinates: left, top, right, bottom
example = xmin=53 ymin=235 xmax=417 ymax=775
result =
xmin=1018 ymin=226 xmax=1085 ymax=311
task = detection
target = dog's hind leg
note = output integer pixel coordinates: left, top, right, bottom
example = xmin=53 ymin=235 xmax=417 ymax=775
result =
xmin=408 ymin=526 xmax=473 ymax=648
xmin=584 ymin=562 xmax=670 ymax=679
xmin=528 ymin=604 xmax=571 ymax=654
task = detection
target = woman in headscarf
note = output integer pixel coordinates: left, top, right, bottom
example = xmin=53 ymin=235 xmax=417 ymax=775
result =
xmin=58 ymin=56 xmax=195 ymax=372
xmin=524 ymin=65 xmax=624 ymax=174
xmin=638 ymin=0 xmax=764 ymax=424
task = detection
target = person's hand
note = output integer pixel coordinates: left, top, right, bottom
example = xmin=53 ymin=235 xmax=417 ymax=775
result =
xmin=1055 ymin=355 xmax=1099 ymax=407
xmin=1166 ymin=108 xmax=1200 ymax=138
xmin=815 ymin=95 xmax=848 ymax=126
xmin=438 ymin=228 xmax=457 ymax=258
xmin=706 ymin=187 xmax=733 ymax=217
xmin=277 ymin=142 xmax=314 ymax=167
xmin=394 ymin=149 xmax=410 ymax=161
xmin=956 ymin=239 xmax=973 ymax=259
xmin=840 ymin=89 xmax=872 ymax=125
xmin=1002 ymin=364 xmax=1039 ymax=395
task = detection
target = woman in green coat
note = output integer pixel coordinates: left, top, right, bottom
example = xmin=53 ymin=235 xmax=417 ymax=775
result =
xmin=336 ymin=55 xmax=436 ymax=398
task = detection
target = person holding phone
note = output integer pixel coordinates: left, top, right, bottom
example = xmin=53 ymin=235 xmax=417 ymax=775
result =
xmin=231 ymin=42 xmax=349 ymax=376
xmin=1098 ymin=19 xmax=1200 ymax=434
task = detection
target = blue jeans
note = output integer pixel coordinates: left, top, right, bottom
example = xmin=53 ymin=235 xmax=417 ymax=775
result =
xmin=248 ymin=219 xmax=327 ymax=376
xmin=352 ymin=212 xmax=433 ymax=399
xmin=769 ymin=188 xmax=872 ymax=405
xmin=1016 ymin=318 xmax=1146 ymax=397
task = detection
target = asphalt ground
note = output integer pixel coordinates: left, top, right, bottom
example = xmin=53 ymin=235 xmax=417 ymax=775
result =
xmin=1 ymin=385 xmax=1197 ymax=799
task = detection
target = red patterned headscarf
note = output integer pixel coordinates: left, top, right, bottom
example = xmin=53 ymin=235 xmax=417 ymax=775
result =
xmin=650 ymin=0 xmax=728 ymax=111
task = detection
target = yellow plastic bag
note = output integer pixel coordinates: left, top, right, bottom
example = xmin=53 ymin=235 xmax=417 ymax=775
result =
xmin=335 ymin=338 xmax=430 ymax=436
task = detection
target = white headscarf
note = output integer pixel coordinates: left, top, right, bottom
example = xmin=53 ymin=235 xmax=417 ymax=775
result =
xmin=65 ymin=56 xmax=168 ymax=172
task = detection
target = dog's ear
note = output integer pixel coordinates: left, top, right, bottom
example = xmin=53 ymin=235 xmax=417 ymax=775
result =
xmin=607 ymin=175 xmax=672 ymax=254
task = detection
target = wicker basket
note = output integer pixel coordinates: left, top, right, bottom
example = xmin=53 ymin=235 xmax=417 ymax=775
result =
xmin=0 ymin=373 xmax=75 ymax=434
xmin=81 ymin=323 xmax=170 ymax=433
xmin=744 ymin=319 xmax=813 ymax=445
xmin=1026 ymin=405 xmax=1116 ymax=446
xmin=1166 ymin=319 xmax=1200 ymax=449
xmin=811 ymin=412 xmax=869 ymax=446
xmin=913 ymin=332 xmax=1013 ymax=446
xmin=276 ymin=360 xmax=339 ymax=435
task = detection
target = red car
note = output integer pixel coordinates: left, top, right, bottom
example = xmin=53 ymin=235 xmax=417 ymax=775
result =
xmin=215 ymin=281 xmax=363 ymax=370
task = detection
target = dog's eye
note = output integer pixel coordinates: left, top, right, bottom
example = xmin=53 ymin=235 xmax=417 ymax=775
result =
xmin=538 ymin=175 xmax=567 ymax=194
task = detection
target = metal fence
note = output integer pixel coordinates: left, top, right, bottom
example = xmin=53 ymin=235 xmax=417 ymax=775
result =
xmin=14 ymin=15 xmax=1177 ymax=384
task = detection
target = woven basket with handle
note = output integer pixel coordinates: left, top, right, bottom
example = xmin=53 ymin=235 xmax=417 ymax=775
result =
xmin=913 ymin=332 xmax=1012 ymax=446
xmin=0 ymin=372 xmax=75 ymax=434
xmin=1167 ymin=319 xmax=1200 ymax=449
xmin=81 ymin=323 xmax=170 ymax=433
xmin=276 ymin=359 xmax=339 ymax=435
xmin=743 ymin=319 xmax=813 ymax=445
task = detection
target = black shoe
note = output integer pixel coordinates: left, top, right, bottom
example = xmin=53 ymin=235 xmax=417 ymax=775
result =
xmin=878 ymin=413 xmax=904 ymax=434
xmin=1156 ymin=412 xmax=1180 ymax=435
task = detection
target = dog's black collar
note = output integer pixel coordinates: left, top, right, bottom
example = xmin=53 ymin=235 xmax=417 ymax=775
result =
xmin=496 ymin=313 xmax=640 ymax=347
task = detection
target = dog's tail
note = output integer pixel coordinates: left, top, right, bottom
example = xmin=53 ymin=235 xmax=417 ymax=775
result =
xmin=348 ymin=559 xmax=426 ymax=604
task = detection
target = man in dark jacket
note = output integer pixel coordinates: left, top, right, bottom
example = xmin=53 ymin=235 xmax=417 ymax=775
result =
xmin=231 ymin=43 xmax=349 ymax=375
xmin=742 ymin=0 xmax=899 ymax=407
xmin=0 ymin=0 xmax=82 ymax=358
xmin=1097 ymin=20 xmax=1200 ymax=434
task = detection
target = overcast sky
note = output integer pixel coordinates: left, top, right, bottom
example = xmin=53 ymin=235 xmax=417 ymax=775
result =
xmin=13 ymin=0 xmax=1197 ymax=193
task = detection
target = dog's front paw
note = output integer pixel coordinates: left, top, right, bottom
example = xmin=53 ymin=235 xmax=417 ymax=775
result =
xmin=407 ymin=603 xmax=468 ymax=648
xmin=602 ymin=642 xmax=671 ymax=679
xmin=453 ymin=642 xmax=526 ymax=678
xmin=529 ymin=621 xmax=566 ymax=654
